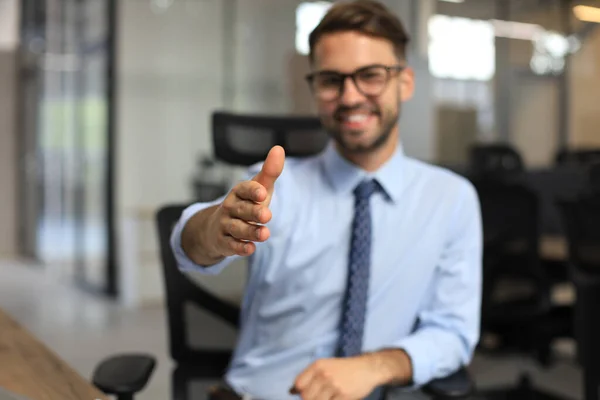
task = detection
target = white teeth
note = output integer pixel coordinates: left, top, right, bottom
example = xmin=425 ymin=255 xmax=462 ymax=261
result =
xmin=346 ymin=115 xmax=368 ymax=122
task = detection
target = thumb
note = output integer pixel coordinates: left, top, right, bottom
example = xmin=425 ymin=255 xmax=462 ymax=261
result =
xmin=252 ymin=145 xmax=285 ymax=194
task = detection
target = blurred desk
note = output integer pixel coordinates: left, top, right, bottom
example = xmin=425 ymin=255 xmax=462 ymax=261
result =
xmin=0 ymin=309 xmax=108 ymax=400
xmin=541 ymin=235 xmax=568 ymax=261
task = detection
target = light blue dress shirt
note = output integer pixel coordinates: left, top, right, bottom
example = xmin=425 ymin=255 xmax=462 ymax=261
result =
xmin=171 ymin=141 xmax=482 ymax=400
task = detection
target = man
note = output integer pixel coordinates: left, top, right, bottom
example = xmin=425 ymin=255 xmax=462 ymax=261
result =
xmin=171 ymin=1 xmax=482 ymax=399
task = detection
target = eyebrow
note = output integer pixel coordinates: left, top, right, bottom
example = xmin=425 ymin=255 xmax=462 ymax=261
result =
xmin=311 ymin=63 xmax=393 ymax=74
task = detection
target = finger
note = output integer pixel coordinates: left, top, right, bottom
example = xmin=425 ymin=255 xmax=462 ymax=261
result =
xmin=302 ymin=377 xmax=325 ymax=400
xmin=226 ymin=218 xmax=270 ymax=242
xmin=227 ymin=200 xmax=272 ymax=225
xmin=292 ymin=367 xmax=316 ymax=395
xmin=219 ymin=235 xmax=256 ymax=257
xmin=252 ymin=145 xmax=285 ymax=193
xmin=233 ymin=180 xmax=268 ymax=203
xmin=314 ymin=384 xmax=335 ymax=400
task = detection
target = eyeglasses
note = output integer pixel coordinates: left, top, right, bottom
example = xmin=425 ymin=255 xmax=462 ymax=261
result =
xmin=305 ymin=64 xmax=405 ymax=101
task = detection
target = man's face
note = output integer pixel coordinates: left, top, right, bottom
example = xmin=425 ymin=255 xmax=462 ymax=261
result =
xmin=310 ymin=31 xmax=414 ymax=154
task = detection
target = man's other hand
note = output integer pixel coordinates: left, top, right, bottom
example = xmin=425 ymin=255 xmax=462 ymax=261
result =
xmin=290 ymin=357 xmax=382 ymax=400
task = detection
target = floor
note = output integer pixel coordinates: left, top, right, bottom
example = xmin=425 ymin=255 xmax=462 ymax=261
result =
xmin=0 ymin=259 xmax=584 ymax=400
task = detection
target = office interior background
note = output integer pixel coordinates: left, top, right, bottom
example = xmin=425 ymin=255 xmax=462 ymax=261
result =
xmin=0 ymin=0 xmax=599 ymax=399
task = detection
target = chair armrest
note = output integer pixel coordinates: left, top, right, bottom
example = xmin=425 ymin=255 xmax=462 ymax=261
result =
xmin=92 ymin=353 xmax=156 ymax=397
xmin=421 ymin=367 xmax=474 ymax=399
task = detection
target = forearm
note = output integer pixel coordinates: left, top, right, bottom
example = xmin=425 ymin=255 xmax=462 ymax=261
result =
xmin=181 ymin=205 xmax=226 ymax=267
xmin=362 ymin=348 xmax=413 ymax=387
xmin=392 ymin=324 xmax=475 ymax=387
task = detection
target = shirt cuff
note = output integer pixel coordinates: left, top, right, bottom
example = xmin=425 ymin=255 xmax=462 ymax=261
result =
xmin=170 ymin=202 xmax=239 ymax=275
xmin=392 ymin=334 xmax=434 ymax=388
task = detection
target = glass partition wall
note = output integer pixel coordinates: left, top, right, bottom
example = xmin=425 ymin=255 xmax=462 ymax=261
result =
xmin=431 ymin=0 xmax=596 ymax=168
xmin=19 ymin=0 xmax=116 ymax=295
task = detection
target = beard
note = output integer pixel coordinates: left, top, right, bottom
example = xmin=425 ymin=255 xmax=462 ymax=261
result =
xmin=324 ymin=102 xmax=400 ymax=154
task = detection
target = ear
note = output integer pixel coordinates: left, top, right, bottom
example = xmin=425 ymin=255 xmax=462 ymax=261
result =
xmin=398 ymin=66 xmax=415 ymax=102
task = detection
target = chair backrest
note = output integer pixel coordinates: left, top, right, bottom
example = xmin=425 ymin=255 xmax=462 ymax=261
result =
xmin=558 ymin=194 xmax=600 ymax=274
xmin=588 ymin=162 xmax=600 ymax=196
xmin=557 ymin=192 xmax=600 ymax=378
xmin=557 ymin=163 xmax=600 ymax=267
xmin=475 ymin=180 xmax=540 ymax=256
xmin=212 ymin=111 xmax=329 ymax=166
xmin=155 ymin=204 xmax=239 ymax=370
xmin=473 ymin=180 xmax=549 ymax=320
xmin=555 ymin=147 xmax=600 ymax=168
xmin=468 ymin=144 xmax=524 ymax=180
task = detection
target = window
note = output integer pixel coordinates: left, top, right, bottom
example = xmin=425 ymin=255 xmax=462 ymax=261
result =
xmin=428 ymin=14 xmax=580 ymax=79
xmin=295 ymin=1 xmax=332 ymax=55
xmin=428 ymin=15 xmax=496 ymax=81
xmin=0 ymin=0 xmax=19 ymax=51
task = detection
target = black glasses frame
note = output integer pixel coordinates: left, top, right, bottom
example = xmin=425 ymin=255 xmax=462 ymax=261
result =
xmin=305 ymin=64 xmax=406 ymax=100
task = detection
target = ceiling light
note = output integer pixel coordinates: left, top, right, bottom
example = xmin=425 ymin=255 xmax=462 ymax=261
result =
xmin=439 ymin=0 xmax=465 ymax=3
xmin=573 ymin=5 xmax=600 ymax=23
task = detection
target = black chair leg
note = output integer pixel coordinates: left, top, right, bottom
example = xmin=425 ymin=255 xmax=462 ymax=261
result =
xmin=172 ymin=367 xmax=189 ymax=400
xmin=584 ymin=369 xmax=599 ymax=400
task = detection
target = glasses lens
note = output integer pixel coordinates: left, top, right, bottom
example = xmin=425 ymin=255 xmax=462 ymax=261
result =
xmin=311 ymin=73 xmax=343 ymax=101
xmin=309 ymin=66 xmax=393 ymax=100
xmin=354 ymin=66 xmax=388 ymax=96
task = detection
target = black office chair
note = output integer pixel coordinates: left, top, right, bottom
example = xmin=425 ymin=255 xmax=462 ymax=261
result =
xmin=92 ymin=111 xmax=475 ymax=399
xmin=581 ymin=162 xmax=600 ymax=198
xmin=555 ymin=148 xmax=600 ymax=168
xmin=473 ymin=180 xmax=572 ymax=400
xmin=211 ymin=111 xmax=329 ymax=166
xmin=558 ymin=186 xmax=600 ymax=400
xmin=93 ymin=203 xmax=239 ymax=400
xmin=92 ymin=112 xmax=329 ymax=400
xmin=467 ymin=143 xmax=524 ymax=181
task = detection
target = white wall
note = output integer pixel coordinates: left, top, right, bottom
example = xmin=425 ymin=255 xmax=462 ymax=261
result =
xmin=570 ymin=26 xmax=600 ymax=148
xmin=0 ymin=0 xmax=19 ymax=51
xmin=117 ymin=0 xmax=240 ymax=306
xmin=0 ymin=0 xmax=19 ymax=256
xmin=117 ymin=0 xmax=225 ymax=211
xmin=233 ymin=0 xmax=301 ymax=114
xmin=0 ymin=51 xmax=18 ymax=257
xmin=115 ymin=0 xmax=434 ymax=306
xmin=510 ymin=75 xmax=560 ymax=166
xmin=384 ymin=0 xmax=436 ymax=162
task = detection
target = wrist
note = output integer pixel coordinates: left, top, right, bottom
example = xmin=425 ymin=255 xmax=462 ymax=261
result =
xmin=360 ymin=353 xmax=391 ymax=387
xmin=182 ymin=207 xmax=225 ymax=265
xmin=361 ymin=349 xmax=413 ymax=387
xmin=199 ymin=211 xmax=226 ymax=260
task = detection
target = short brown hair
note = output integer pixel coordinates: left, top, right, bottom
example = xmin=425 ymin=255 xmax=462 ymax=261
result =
xmin=308 ymin=0 xmax=410 ymax=63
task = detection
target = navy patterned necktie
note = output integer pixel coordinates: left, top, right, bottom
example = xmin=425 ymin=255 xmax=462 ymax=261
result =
xmin=338 ymin=179 xmax=380 ymax=358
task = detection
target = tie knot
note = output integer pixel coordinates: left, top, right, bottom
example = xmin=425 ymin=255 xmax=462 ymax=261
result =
xmin=353 ymin=179 xmax=380 ymax=200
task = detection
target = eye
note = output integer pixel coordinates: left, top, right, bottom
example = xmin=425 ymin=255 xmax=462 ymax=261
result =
xmin=318 ymin=75 xmax=342 ymax=87
xmin=358 ymin=70 xmax=385 ymax=82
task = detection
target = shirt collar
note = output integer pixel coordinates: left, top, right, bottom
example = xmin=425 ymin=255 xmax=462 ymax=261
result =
xmin=321 ymin=140 xmax=405 ymax=203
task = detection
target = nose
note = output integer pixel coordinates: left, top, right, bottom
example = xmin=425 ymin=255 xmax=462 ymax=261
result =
xmin=339 ymin=76 xmax=366 ymax=105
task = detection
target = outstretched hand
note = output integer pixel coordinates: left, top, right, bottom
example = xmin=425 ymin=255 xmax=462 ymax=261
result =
xmin=206 ymin=146 xmax=285 ymax=258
